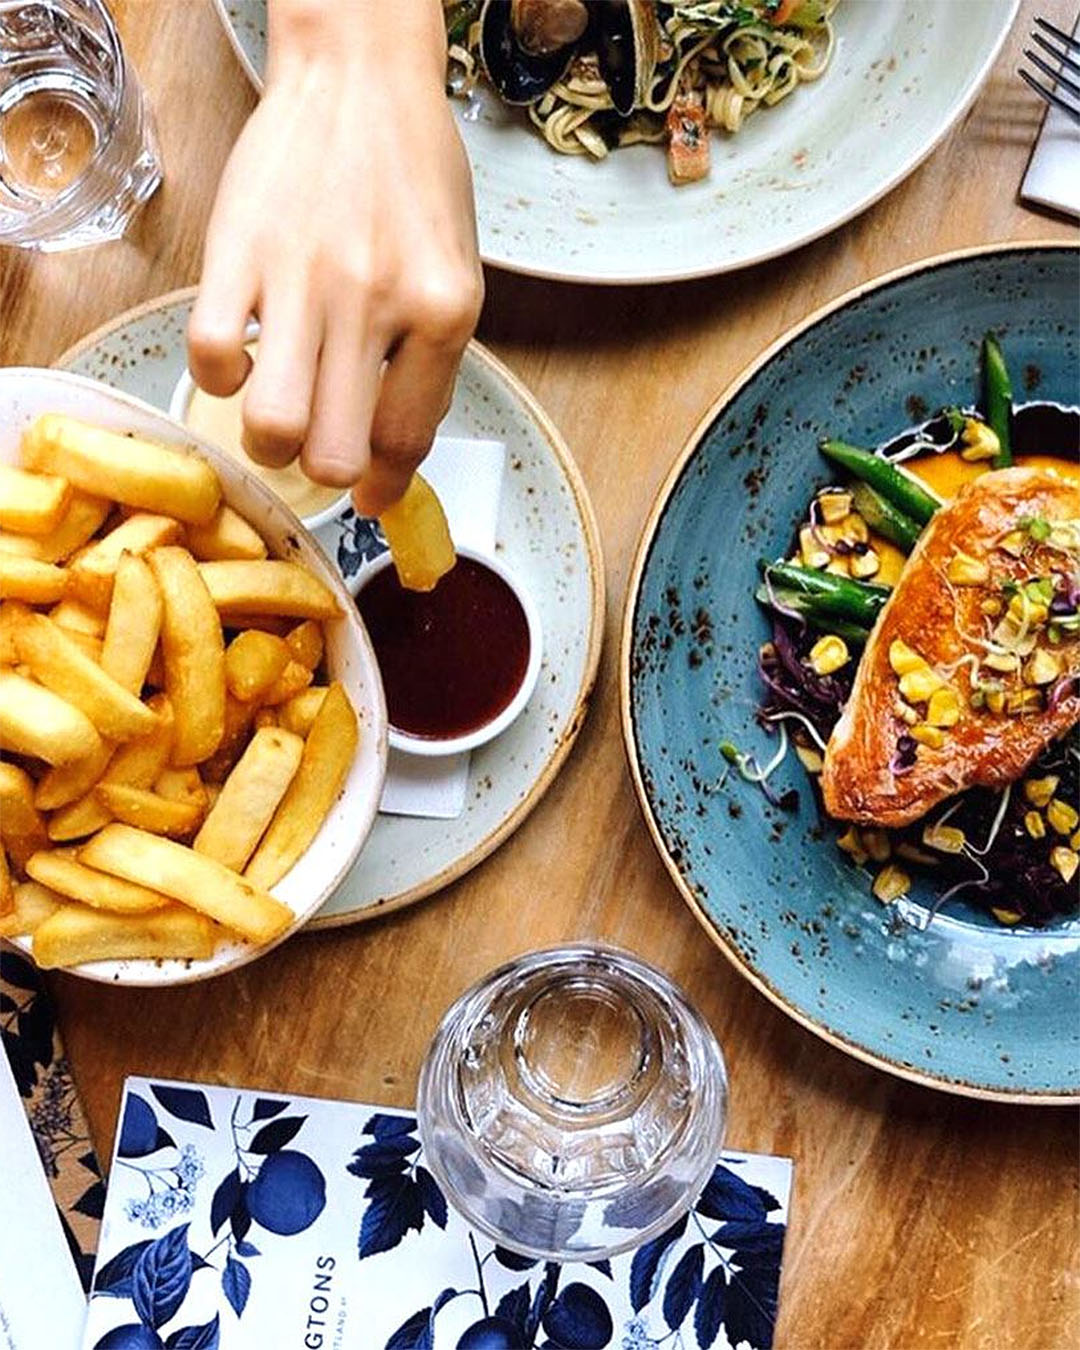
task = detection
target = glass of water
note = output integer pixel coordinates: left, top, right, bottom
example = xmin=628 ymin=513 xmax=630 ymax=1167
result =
xmin=418 ymin=943 xmax=728 ymax=1262
xmin=0 ymin=0 xmax=161 ymax=250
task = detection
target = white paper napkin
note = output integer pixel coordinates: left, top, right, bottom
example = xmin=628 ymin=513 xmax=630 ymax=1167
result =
xmin=1020 ymin=21 xmax=1080 ymax=219
xmin=375 ymin=436 xmax=506 ymax=820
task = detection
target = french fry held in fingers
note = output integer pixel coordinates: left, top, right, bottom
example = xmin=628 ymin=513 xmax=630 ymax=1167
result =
xmin=148 ymin=545 xmax=225 ymax=765
xmin=198 ymin=560 xmax=340 ymax=620
xmin=378 ymin=473 xmax=456 ymax=593
xmin=0 ymin=881 xmax=62 ymax=938
xmin=0 ymin=555 xmax=68 ymax=604
xmin=32 ymin=902 xmax=216 ymax=969
xmin=194 ymin=726 xmax=304 ymax=871
xmin=0 ymin=670 xmax=103 ymax=765
xmin=94 ymin=783 xmax=204 ymax=838
xmin=21 ymin=415 xmax=221 ymax=525
xmin=246 ymin=682 xmax=357 ymax=889
xmin=100 ymin=553 xmax=162 ymax=694
xmin=224 ymin=629 xmax=290 ymax=702
xmin=81 ymin=823 xmax=293 ymax=944
xmin=185 ymin=505 xmax=267 ymax=562
xmin=0 ymin=465 xmax=71 ymax=535
xmin=26 ymin=849 xmax=169 ymax=913
xmin=0 ymin=491 xmax=109 ymax=563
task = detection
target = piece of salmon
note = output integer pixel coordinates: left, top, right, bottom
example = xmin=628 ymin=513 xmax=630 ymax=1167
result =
xmin=822 ymin=467 xmax=1080 ymax=827
xmin=666 ymin=98 xmax=709 ymax=185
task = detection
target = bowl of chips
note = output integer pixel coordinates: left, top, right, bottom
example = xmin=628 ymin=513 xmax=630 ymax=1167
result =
xmin=0 ymin=367 xmax=388 ymax=985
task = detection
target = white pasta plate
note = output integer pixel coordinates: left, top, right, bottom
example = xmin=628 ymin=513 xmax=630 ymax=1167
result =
xmin=213 ymin=0 xmax=1018 ymax=284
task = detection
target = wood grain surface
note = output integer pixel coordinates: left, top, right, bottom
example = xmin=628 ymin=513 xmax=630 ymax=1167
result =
xmin=2 ymin=3 xmax=1078 ymax=1346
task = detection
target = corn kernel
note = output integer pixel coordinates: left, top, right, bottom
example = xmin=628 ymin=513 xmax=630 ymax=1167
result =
xmin=836 ymin=827 xmax=868 ymax=866
xmin=1025 ymin=648 xmax=1062 ymax=686
xmin=1006 ymin=688 xmax=1042 ymax=714
xmin=911 ymin=723 xmax=945 ymax=749
xmin=808 ymin=634 xmax=850 ymax=676
xmin=922 ymin=823 xmax=966 ymax=854
xmin=1023 ymin=811 xmax=1046 ymax=840
xmin=895 ymin=700 xmax=919 ymax=726
xmin=799 ymin=526 xmax=830 ymax=570
xmin=817 ymin=491 xmax=852 ymax=524
xmin=985 ymin=689 xmax=1006 ymax=714
xmin=1024 ymin=775 xmax=1060 ymax=807
xmin=1050 ymin=847 xmax=1079 ymax=885
xmin=999 ymin=530 xmax=1026 ymax=558
xmin=1047 ymin=798 xmax=1079 ymax=836
xmin=983 ymin=651 xmax=1020 ymax=674
xmin=980 ymin=597 xmax=1003 ymax=617
xmin=850 ymin=548 xmax=880 ymax=579
xmin=1071 ymin=829 xmax=1080 ymax=851
xmin=926 ymin=687 xmax=961 ymax=727
xmin=843 ymin=515 xmax=870 ymax=545
xmin=888 ymin=639 xmax=923 ymax=675
xmin=991 ymin=907 xmax=1023 ymax=926
xmin=899 ymin=668 xmax=944 ymax=703
xmin=862 ymin=829 xmax=891 ymax=863
xmin=959 ymin=418 xmax=1001 ymax=462
xmin=872 ymin=863 xmax=911 ymax=903
xmin=946 ymin=551 xmax=990 ymax=586
xmin=825 ymin=557 xmax=851 ymax=577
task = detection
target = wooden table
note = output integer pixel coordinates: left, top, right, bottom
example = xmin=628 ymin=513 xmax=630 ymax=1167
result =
xmin=2 ymin=3 xmax=1077 ymax=1346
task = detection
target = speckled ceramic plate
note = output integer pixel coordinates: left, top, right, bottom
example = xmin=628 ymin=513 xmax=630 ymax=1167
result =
xmin=622 ymin=243 xmax=1080 ymax=1102
xmin=212 ymin=0 xmax=1016 ymax=283
xmin=58 ymin=290 xmax=603 ymax=926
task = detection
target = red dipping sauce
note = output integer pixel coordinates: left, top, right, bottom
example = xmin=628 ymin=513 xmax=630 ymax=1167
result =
xmin=357 ymin=556 xmax=531 ymax=741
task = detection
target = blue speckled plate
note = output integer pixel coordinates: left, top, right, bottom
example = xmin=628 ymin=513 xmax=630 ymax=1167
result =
xmin=622 ymin=243 xmax=1080 ymax=1103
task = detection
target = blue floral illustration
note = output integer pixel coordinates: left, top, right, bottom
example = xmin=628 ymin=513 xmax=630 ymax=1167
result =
xmin=92 ymin=1088 xmax=327 ymax=1348
xmin=335 ymin=507 xmax=387 ymax=580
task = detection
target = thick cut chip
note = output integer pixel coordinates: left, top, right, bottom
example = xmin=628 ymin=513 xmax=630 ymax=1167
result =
xmin=0 ymin=843 xmax=11 ymax=917
xmin=284 ymin=620 xmax=323 ymax=671
xmin=13 ymin=609 xmax=157 ymax=740
xmin=34 ymin=739 xmax=113 ymax=811
xmin=0 ymin=761 xmax=47 ymax=847
xmin=200 ymin=694 xmax=255 ymax=784
xmin=0 ymin=492 xmax=109 ymax=563
xmin=0 ymin=880 xmax=62 ymax=938
xmin=0 ymin=465 xmax=71 ymax=535
xmin=199 ymin=561 xmax=340 ymax=620
xmin=21 ymin=415 xmax=221 ymax=525
xmin=27 ymin=849 xmax=169 ymax=912
xmin=378 ymin=473 xmax=455 ymax=593
xmin=32 ymin=902 xmax=216 ymax=968
xmin=0 ymin=555 xmax=67 ymax=604
xmin=81 ymin=824 xmax=294 ymax=943
xmin=194 ymin=726 xmax=303 ymax=871
xmin=186 ymin=505 xmax=268 ymax=561
xmin=0 ymin=670 xmax=103 ymax=765
xmin=258 ymin=659 xmax=312 ymax=707
xmin=245 ymin=682 xmax=357 ymax=888
xmin=49 ymin=597 xmax=105 ymax=636
xmin=100 ymin=553 xmax=162 ymax=694
xmin=224 ymin=629 xmax=290 ymax=702
xmin=277 ymin=686 xmax=327 ymax=737
xmin=68 ymin=513 xmax=182 ymax=609
xmin=94 ymin=783 xmax=204 ymax=837
xmin=148 ymin=546 xmax=225 ymax=765
xmin=154 ymin=767 xmax=208 ymax=810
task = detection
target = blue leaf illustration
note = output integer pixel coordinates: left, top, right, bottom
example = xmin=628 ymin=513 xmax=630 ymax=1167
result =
xmin=542 ymin=1282 xmax=613 ymax=1349
xmin=415 ymin=1165 xmax=447 ymax=1229
xmin=752 ymin=1185 xmax=781 ymax=1214
xmin=0 ymin=949 xmax=40 ymax=990
xmin=663 ymin=1243 xmax=704 ymax=1331
xmin=365 ymin=1112 xmax=419 ymax=1140
xmin=235 ymin=1240 xmax=260 ymax=1258
xmin=164 ymin=1315 xmax=220 ymax=1350
xmin=695 ymin=1267 xmax=728 ymax=1350
xmin=151 ymin=1086 xmax=213 ymax=1129
xmin=358 ymin=1173 xmax=424 ymax=1258
xmin=495 ymin=1281 xmax=531 ymax=1330
xmin=118 ymin=1095 xmax=162 ymax=1159
xmin=249 ymin=1115 xmax=306 ymax=1154
xmin=2 ymin=1028 xmax=36 ymax=1095
xmin=725 ymin=1262 xmax=779 ymax=1350
xmin=494 ymin=1246 xmax=538 ymax=1272
xmin=433 ymin=1289 xmax=457 ymax=1316
xmin=715 ymin=1220 xmax=786 ymax=1261
xmin=222 ymin=1256 xmax=251 ymax=1318
xmin=251 ymin=1098 xmax=289 ymax=1122
xmin=74 ymin=1179 xmax=106 ymax=1219
xmin=696 ymin=1166 xmax=768 ymax=1224
xmin=210 ymin=1169 xmax=241 ymax=1236
xmin=16 ymin=994 xmax=54 ymax=1069
xmin=347 ymin=1138 xmax=420 ymax=1178
xmin=154 ymin=1128 xmax=176 ymax=1151
xmin=132 ymin=1224 xmax=192 ymax=1330
xmin=628 ymin=1215 xmax=687 ymax=1313
xmin=588 ymin=1259 xmax=613 ymax=1280
xmin=94 ymin=1326 xmax=163 ymax=1349
xmin=385 ymin=1308 xmax=432 ymax=1350
xmin=230 ymin=1185 xmax=252 ymax=1243
xmin=93 ymin=1240 xmax=153 ymax=1297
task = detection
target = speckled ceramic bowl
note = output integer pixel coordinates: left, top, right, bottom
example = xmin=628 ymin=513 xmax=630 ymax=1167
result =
xmin=622 ymin=243 xmax=1080 ymax=1102
xmin=212 ymin=0 xmax=1017 ymax=284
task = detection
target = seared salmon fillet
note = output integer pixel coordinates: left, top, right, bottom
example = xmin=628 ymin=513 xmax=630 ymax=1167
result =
xmin=822 ymin=467 xmax=1080 ymax=827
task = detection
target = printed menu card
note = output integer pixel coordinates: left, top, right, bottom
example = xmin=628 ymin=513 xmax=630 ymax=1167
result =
xmin=83 ymin=1079 xmax=792 ymax=1350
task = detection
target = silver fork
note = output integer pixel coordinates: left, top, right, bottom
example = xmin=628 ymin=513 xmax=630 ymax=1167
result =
xmin=1020 ymin=16 xmax=1080 ymax=124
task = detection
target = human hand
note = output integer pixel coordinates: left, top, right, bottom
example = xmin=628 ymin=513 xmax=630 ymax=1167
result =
xmin=188 ymin=0 xmax=483 ymax=515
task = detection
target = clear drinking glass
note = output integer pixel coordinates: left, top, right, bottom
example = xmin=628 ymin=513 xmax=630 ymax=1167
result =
xmin=418 ymin=943 xmax=728 ymax=1262
xmin=0 ymin=0 xmax=161 ymax=250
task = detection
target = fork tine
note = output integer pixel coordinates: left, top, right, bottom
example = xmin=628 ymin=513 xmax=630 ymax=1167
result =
xmin=1032 ymin=29 xmax=1080 ymax=78
xmin=1024 ymin=48 xmax=1080 ymax=99
xmin=1034 ymin=15 xmax=1080 ymax=54
xmin=1019 ymin=68 xmax=1080 ymax=125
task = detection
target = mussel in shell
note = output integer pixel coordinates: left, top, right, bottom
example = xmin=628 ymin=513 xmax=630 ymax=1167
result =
xmin=479 ymin=0 xmax=659 ymax=115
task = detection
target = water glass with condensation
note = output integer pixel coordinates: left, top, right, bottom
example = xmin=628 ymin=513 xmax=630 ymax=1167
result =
xmin=418 ymin=943 xmax=728 ymax=1262
xmin=0 ymin=0 xmax=160 ymax=250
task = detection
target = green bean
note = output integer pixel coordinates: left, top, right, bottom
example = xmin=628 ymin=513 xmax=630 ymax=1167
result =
xmin=754 ymin=585 xmax=872 ymax=645
xmin=820 ymin=439 xmax=940 ymax=525
xmin=850 ymin=482 xmax=922 ymax=553
xmin=981 ymin=333 xmax=1014 ymax=468
xmin=759 ymin=560 xmax=890 ymax=629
